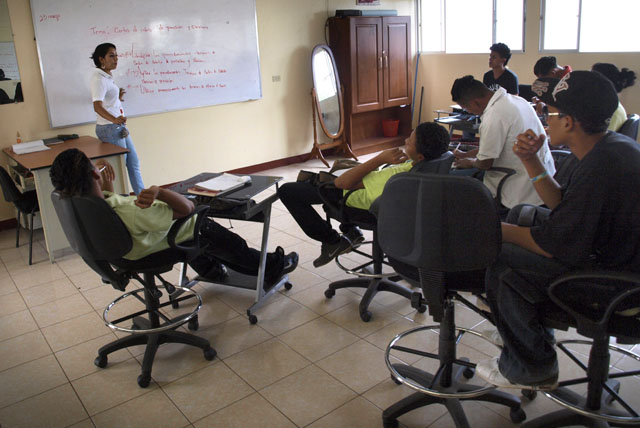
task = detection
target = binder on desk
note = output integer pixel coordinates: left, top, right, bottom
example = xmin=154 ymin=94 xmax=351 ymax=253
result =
xmin=187 ymin=173 xmax=251 ymax=197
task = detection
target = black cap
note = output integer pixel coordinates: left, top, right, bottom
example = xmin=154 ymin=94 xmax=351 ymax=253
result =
xmin=533 ymin=71 xmax=618 ymax=127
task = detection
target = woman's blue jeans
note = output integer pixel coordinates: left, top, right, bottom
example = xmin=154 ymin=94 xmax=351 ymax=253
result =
xmin=95 ymin=124 xmax=144 ymax=194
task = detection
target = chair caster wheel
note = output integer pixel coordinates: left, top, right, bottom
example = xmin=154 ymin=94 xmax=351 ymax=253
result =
xmin=94 ymin=355 xmax=107 ymax=368
xmin=522 ymin=389 xmax=537 ymax=400
xmin=248 ymin=314 xmax=258 ymax=324
xmin=463 ymin=367 xmax=475 ymax=379
xmin=391 ymin=375 xmax=402 ymax=385
xmin=188 ymin=317 xmax=199 ymax=331
xmin=417 ymin=304 xmax=427 ymax=313
xmin=171 ymin=300 xmax=179 ymax=309
xmin=284 ymin=282 xmax=293 ymax=290
xmin=360 ymin=311 xmax=372 ymax=322
xmin=324 ymin=289 xmax=335 ymax=298
xmin=204 ymin=347 xmax=217 ymax=361
xmin=510 ymin=406 xmax=526 ymax=423
xmin=137 ymin=373 xmax=151 ymax=388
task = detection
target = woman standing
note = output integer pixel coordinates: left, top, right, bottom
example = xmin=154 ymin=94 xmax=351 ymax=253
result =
xmin=90 ymin=43 xmax=144 ymax=194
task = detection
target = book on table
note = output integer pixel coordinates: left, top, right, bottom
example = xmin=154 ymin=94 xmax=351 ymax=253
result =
xmin=187 ymin=173 xmax=252 ymax=197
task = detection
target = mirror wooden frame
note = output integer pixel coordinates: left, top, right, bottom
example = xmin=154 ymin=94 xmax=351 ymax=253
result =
xmin=308 ymin=44 xmax=357 ymax=167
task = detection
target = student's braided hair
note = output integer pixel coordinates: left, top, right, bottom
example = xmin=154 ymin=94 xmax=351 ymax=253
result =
xmin=49 ymin=148 xmax=94 ymax=196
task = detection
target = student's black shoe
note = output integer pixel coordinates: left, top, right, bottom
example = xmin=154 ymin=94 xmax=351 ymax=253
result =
xmin=344 ymin=227 xmax=365 ymax=250
xmin=265 ymin=246 xmax=299 ymax=287
xmin=200 ymin=263 xmax=228 ymax=283
xmin=313 ymin=235 xmax=352 ymax=268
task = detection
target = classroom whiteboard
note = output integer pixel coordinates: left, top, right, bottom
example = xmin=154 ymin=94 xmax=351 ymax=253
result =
xmin=30 ymin=0 xmax=262 ymax=128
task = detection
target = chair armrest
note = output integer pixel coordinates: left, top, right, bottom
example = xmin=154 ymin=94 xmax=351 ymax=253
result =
xmin=317 ymin=180 xmax=358 ymax=223
xmin=548 ymin=270 xmax=640 ymax=336
xmin=167 ymin=205 xmax=209 ymax=252
xmin=488 ymin=167 xmax=515 ymax=207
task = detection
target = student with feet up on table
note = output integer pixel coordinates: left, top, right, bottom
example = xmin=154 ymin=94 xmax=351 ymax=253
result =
xmin=278 ymin=122 xmax=450 ymax=268
xmin=474 ymin=71 xmax=640 ymax=390
xmin=49 ymin=149 xmax=298 ymax=286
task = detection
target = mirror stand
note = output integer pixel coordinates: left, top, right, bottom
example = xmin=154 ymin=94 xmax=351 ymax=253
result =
xmin=308 ymin=87 xmax=357 ymax=168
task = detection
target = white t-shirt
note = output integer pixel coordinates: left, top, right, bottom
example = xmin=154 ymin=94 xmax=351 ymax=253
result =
xmin=477 ymin=87 xmax=556 ymax=208
xmin=90 ymin=68 xmax=123 ymax=126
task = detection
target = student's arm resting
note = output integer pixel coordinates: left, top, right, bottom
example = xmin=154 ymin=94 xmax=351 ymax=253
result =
xmin=513 ymin=130 xmax=562 ymax=209
xmin=135 ymin=186 xmax=194 ymax=219
xmin=501 ymin=223 xmax=552 ymax=258
xmin=334 ymin=148 xmax=407 ymax=190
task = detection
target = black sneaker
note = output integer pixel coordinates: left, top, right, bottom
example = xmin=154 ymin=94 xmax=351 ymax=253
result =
xmin=265 ymin=246 xmax=299 ymax=287
xmin=313 ymin=235 xmax=352 ymax=267
xmin=344 ymin=227 xmax=365 ymax=250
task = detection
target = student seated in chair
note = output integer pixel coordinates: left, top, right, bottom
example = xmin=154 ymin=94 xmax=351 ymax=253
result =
xmin=475 ymin=71 xmax=640 ymax=390
xmin=278 ymin=122 xmax=450 ymax=268
xmin=49 ymin=149 xmax=298 ymax=284
xmin=450 ymin=75 xmax=556 ymax=212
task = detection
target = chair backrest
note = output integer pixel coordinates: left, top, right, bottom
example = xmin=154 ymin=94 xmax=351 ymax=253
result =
xmin=0 ymin=166 xmax=22 ymax=203
xmin=378 ymin=173 xmax=501 ymax=272
xmin=410 ymin=151 xmax=455 ymax=175
xmin=51 ymin=191 xmax=133 ymax=287
xmin=618 ymin=114 xmax=640 ymax=141
xmin=518 ymin=84 xmax=535 ymax=102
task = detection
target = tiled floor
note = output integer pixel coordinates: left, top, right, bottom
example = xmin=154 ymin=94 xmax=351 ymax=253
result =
xmin=0 ymin=153 xmax=638 ymax=428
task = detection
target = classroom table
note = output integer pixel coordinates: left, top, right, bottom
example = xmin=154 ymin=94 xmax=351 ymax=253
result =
xmin=168 ymin=172 xmax=289 ymax=324
xmin=3 ymin=136 xmax=129 ymax=262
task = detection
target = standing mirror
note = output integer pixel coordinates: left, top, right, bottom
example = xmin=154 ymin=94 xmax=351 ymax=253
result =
xmin=308 ymin=44 xmax=356 ymax=167
xmin=0 ymin=0 xmax=23 ymax=103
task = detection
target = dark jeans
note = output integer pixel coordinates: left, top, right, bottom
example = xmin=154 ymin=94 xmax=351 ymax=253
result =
xmin=191 ymin=218 xmax=283 ymax=281
xmin=277 ymin=181 xmax=343 ymax=244
xmin=485 ymin=205 xmax=571 ymax=384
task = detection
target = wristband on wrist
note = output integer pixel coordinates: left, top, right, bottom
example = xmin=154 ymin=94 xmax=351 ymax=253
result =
xmin=530 ymin=171 xmax=548 ymax=183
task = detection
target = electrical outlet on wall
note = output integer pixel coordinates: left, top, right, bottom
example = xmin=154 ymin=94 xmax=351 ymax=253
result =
xmin=272 ymin=75 xmax=281 ymax=82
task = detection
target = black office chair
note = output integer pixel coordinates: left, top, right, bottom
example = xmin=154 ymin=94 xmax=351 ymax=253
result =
xmin=499 ymin=208 xmax=640 ymax=428
xmin=618 ymin=114 xmax=640 ymax=141
xmin=507 ymin=270 xmax=640 ymax=428
xmin=51 ymin=191 xmax=216 ymax=387
xmin=0 ymin=166 xmax=39 ymax=265
xmin=519 ymin=84 xmax=535 ymax=102
xmin=377 ymin=173 xmax=526 ymax=428
xmin=320 ymin=152 xmax=455 ymax=322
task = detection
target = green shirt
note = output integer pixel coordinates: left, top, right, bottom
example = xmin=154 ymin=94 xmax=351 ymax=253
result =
xmin=609 ymin=102 xmax=627 ymax=132
xmin=104 ymin=192 xmax=196 ymax=260
xmin=344 ymin=161 xmax=413 ymax=210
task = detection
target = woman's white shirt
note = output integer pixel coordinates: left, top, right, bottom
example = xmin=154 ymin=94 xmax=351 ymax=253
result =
xmin=90 ymin=68 xmax=123 ymax=125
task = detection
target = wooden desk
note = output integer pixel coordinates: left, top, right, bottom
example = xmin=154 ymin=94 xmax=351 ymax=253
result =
xmin=3 ymin=136 xmax=129 ymax=262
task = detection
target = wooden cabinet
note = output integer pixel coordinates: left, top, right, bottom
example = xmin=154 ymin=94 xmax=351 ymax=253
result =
xmin=329 ymin=16 xmax=412 ymax=154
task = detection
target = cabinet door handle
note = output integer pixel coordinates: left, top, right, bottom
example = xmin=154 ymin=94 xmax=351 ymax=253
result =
xmin=384 ymin=54 xmax=388 ymax=69
xmin=378 ymin=56 xmax=383 ymax=70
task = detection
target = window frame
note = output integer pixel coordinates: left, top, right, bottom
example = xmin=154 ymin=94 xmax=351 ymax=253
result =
xmin=416 ymin=0 xmax=527 ymax=54
xmin=539 ymin=0 xmax=583 ymax=53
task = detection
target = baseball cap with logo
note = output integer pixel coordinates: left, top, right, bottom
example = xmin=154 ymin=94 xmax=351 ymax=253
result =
xmin=533 ymin=71 xmax=618 ymax=128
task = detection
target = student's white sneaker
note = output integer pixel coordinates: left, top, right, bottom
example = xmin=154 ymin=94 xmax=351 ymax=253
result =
xmin=475 ymin=357 xmax=558 ymax=391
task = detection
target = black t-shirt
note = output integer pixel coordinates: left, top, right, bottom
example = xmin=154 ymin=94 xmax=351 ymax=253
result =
xmin=483 ymin=69 xmax=519 ymax=95
xmin=531 ymin=132 xmax=640 ymax=271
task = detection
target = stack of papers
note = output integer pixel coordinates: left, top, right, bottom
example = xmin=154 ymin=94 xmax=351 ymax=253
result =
xmin=12 ymin=140 xmax=50 ymax=154
xmin=188 ymin=173 xmax=251 ymax=197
